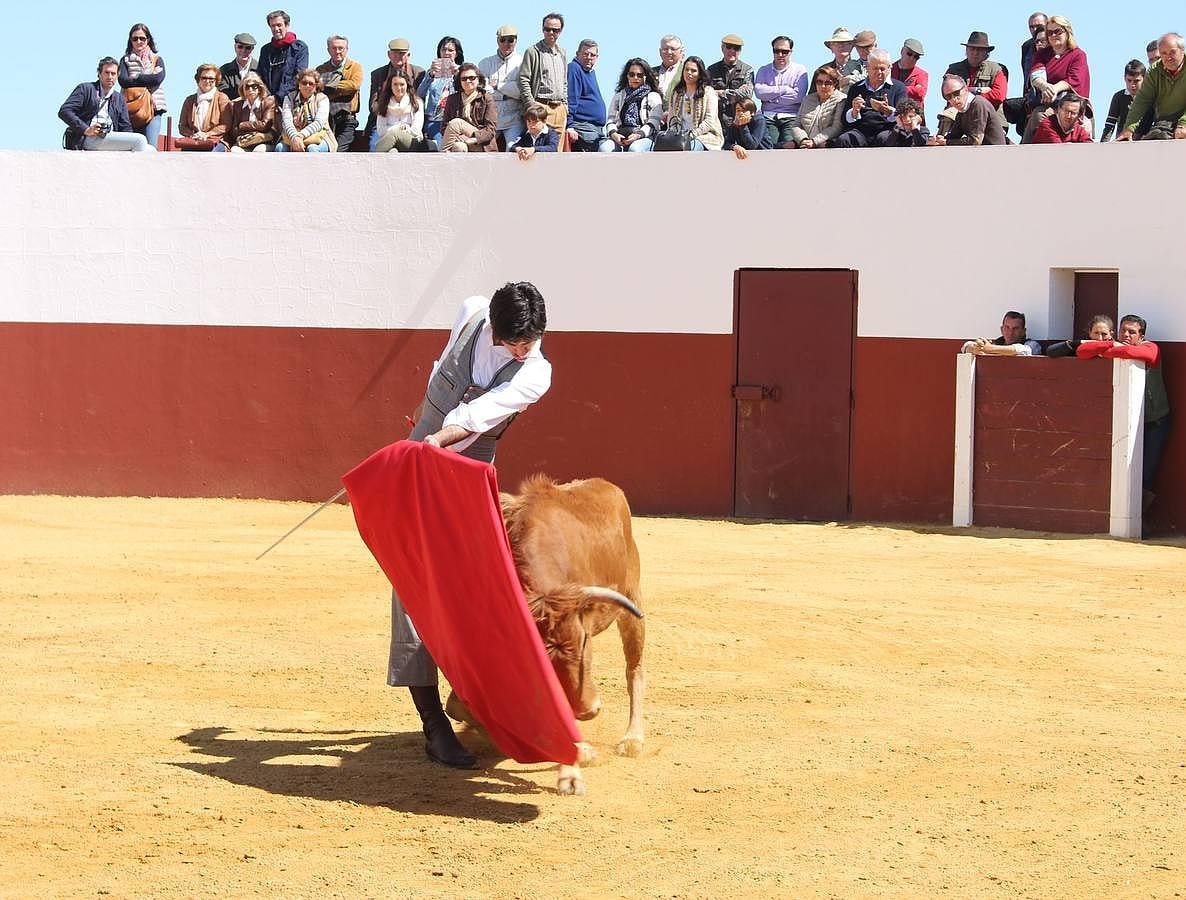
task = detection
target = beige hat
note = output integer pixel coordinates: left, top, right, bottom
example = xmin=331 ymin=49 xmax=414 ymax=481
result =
xmin=721 ymin=33 xmax=744 ymax=47
xmin=903 ymin=38 xmax=924 ymax=56
xmin=853 ymin=30 xmax=877 ymax=48
xmin=388 ymin=38 xmax=410 ymax=51
xmin=496 ymin=24 xmax=518 ymax=38
xmin=825 ymin=27 xmax=854 ymax=46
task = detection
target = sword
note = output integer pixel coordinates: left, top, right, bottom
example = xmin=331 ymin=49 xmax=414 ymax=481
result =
xmin=255 ymin=486 xmax=348 ymax=560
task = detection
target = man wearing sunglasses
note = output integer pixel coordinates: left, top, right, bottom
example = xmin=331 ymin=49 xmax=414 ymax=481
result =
xmin=927 ymin=74 xmax=1006 ymax=145
xmin=519 ymin=13 xmax=569 ymax=135
xmin=707 ymin=33 xmax=754 ymax=129
xmin=754 ymin=36 xmax=808 ymax=147
xmin=218 ymin=33 xmax=258 ymax=101
xmin=479 ymin=25 xmax=525 ymax=148
xmin=892 ymin=39 xmax=928 ymax=117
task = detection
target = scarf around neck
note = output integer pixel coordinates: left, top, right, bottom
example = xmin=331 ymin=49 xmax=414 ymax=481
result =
xmin=271 ymin=31 xmax=297 ymax=48
xmin=620 ymin=83 xmax=650 ymax=129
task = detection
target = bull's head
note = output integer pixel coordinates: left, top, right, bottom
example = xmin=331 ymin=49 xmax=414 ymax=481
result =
xmin=530 ymin=586 xmax=642 ymax=721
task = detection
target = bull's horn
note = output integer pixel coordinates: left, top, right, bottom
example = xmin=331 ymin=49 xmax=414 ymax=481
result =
xmin=582 ymin=586 xmax=644 ymax=619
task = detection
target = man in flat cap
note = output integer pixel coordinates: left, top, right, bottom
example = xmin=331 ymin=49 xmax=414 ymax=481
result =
xmin=848 ymin=29 xmax=877 ymax=87
xmin=478 ymin=25 xmax=525 ymax=149
xmin=218 ymin=33 xmax=258 ymax=101
xmin=365 ymin=38 xmax=426 ymax=142
xmin=707 ymin=33 xmax=754 ymax=129
xmin=892 ymin=38 xmax=928 ymax=116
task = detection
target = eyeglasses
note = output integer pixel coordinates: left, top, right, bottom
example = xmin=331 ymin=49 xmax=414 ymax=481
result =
xmin=723 ymin=43 xmax=741 ymax=51
xmin=1046 ymin=27 xmax=1066 ymax=36
xmin=772 ymin=48 xmax=791 ymax=56
xmin=815 ymin=78 xmax=836 ymax=86
xmin=543 ymin=26 xmax=562 ymax=34
xmin=459 ymin=75 xmax=478 ymax=82
xmin=235 ymin=42 xmax=252 ymax=49
xmin=244 ymin=83 xmax=260 ymax=90
xmin=299 ymin=80 xmax=317 ymax=86
xmin=627 ymin=70 xmax=645 ymax=78
xmin=903 ymin=49 xmax=919 ymax=59
xmin=198 ymin=76 xmax=216 ymax=82
xmin=498 ymin=36 xmax=517 ymax=43
xmin=942 ymin=88 xmax=963 ymax=100
xmin=131 ymin=35 xmax=148 ymax=42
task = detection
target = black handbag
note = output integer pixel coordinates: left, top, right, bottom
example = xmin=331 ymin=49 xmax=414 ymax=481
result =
xmin=654 ymin=128 xmax=692 ymax=151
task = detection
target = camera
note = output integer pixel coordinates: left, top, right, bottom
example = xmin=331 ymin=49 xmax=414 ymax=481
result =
xmin=95 ymin=122 xmax=111 ymax=137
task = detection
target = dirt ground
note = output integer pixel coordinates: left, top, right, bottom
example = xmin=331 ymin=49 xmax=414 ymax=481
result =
xmin=0 ymin=494 xmax=1183 ymax=899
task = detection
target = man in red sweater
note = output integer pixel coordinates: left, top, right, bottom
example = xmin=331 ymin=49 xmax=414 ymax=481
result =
xmin=1077 ymin=315 xmax=1171 ymax=508
xmin=1032 ymin=91 xmax=1092 ymax=142
xmin=892 ymin=39 xmax=928 ymax=116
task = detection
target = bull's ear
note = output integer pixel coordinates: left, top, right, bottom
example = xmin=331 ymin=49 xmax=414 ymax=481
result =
xmin=581 ymin=586 xmax=643 ymax=619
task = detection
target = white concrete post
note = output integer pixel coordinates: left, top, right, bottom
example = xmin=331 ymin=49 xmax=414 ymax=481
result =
xmin=1109 ymin=358 xmax=1146 ymax=539
xmin=952 ymin=353 xmax=976 ymax=527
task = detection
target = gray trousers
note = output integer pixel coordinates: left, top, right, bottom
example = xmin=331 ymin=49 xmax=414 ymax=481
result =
xmin=387 ymin=589 xmax=438 ymax=687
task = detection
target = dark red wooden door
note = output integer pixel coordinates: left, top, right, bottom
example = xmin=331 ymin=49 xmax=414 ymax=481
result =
xmin=733 ymin=269 xmax=856 ymax=520
xmin=1073 ymin=272 xmax=1118 ymax=339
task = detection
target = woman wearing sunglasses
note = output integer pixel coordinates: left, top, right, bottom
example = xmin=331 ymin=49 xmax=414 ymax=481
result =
xmin=440 ymin=63 xmax=498 ymax=151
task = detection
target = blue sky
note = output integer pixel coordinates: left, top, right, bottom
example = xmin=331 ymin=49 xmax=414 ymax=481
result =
xmin=9 ymin=2 xmax=1179 ymax=149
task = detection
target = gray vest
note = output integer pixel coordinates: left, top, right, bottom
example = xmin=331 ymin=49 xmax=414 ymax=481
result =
xmin=410 ymin=313 xmax=524 ymax=463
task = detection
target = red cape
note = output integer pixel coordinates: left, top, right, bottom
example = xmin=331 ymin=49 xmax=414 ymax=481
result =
xmin=342 ymin=441 xmax=580 ymax=765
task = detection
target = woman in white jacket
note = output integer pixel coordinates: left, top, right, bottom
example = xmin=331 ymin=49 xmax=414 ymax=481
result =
xmin=371 ymin=71 xmax=432 ymax=152
xmin=601 ymin=58 xmax=664 ymax=152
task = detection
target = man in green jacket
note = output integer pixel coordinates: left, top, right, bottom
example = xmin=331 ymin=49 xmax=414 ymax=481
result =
xmin=1118 ymin=32 xmax=1186 ymax=140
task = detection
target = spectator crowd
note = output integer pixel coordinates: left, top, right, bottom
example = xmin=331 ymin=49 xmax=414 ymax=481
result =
xmin=59 ymin=11 xmax=1186 ymax=153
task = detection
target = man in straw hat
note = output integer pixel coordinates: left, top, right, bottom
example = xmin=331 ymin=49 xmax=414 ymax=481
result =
xmin=821 ymin=26 xmax=863 ymax=90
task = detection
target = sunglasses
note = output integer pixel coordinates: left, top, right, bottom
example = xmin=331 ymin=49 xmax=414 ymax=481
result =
xmin=904 ymin=49 xmax=919 ymax=59
xmin=235 ymin=42 xmax=252 ymax=49
xmin=244 ymin=83 xmax=260 ymax=89
xmin=723 ymin=43 xmax=741 ymax=51
xmin=498 ymin=36 xmax=517 ymax=43
xmin=1046 ymin=27 xmax=1066 ymax=36
xmin=459 ymin=75 xmax=478 ymax=82
xmin=772 ymin=48 xmax=791 ymax=55
xmin=627 ymin=70 xmax=645 ymax=77
xmin=299 ymin=80 xmax=317 ymax=86
xmin=543 ymin=26 xmax=562 ymax=34
xmin=198 ymin=76 xmax=216 ymax=81
xmin=942 ymin=88 xmax=963 ymax=100
xmin=131 ymin=35 xmax=148 ymax=42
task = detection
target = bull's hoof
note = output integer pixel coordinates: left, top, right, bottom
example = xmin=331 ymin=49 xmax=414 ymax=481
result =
xmin=616 ymin=736 xmax=644 ymax=758
xmin=444 ymin=690 xmax=478 ymax=727
xmin=556 ymin=772 xmax=585 ymax=796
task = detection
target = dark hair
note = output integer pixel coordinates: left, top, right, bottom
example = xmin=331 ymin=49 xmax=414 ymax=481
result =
xmin=490 ymin=282 xmax=547 ymax=343
xmin=772 ymin=35 xmax=794 ymax=50
xmin=675 ymin=56 xmax=708 ymax=100
xmin=97 ymin=56 xmax=119 ymax=73
xmin=523 ymin=101 xmax=548 ymax=123
xmin=267 ymin=10 xmax=290 ymax=26
xmin=812 ymin=64 xmax=840 ymax=89
xmin=895 ymin=97 xmax=923 ymax=117
xmin=1004 ymin=311 xmax=1027 ymax=326
xmin=1053 ymin=90 xmax=1083 ymax=110
xmin=1119 ymin=314 xmax=1147 ymax=336
xmin=437 ymin=35 xmax=464 ymax=64
xmin=1086 ymin=315 xmax=1115 ymax=337
xmin=1124 ymin=59 xmax=1147 ymax=78
xmin=375 ymin=69 xmax=421 ymax=115
xmin=736 ymin=97 xmax=758 ymax=113
xmin=615 ymin=57 xmax=660 ymax=93
xmin=453 ymin=62 xmax=485 ymax=92
xmin=542 ymin=12 xmax=565 ymax=29
xmin=1147 ymin=39 xmax=1159 ymax=52
xmin=125 ymin=23 xmax=158 ymax=55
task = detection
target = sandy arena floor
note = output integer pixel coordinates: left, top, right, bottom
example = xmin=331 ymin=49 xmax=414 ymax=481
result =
xmin=0 ymin=494 xmax=1183 ymax=898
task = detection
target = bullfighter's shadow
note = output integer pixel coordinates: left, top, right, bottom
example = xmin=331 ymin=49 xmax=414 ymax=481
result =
xmin=172 ymin=726 xmax=545 ymax=823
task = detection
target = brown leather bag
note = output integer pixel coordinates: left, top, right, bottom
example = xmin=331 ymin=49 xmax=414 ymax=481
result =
xmin=173 ymin=136 xmax=219 ymax=151
xmin=124 ymin=87 xmax=154 ymax=128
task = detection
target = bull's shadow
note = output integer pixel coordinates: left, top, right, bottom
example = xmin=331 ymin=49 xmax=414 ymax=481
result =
xmin=172 ymin=726 xmax=543 ymax=823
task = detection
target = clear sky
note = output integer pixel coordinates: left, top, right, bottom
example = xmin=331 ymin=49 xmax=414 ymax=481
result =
xmin=7 ymin=2 xmax=1179 ymax=149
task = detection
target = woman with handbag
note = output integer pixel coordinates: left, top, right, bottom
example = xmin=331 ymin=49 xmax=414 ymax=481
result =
xmin=221 ymin=74 xmax=276 ymax=152
xmin=660 ymin=56 xmax=723 ymax=151
xmin=118 ymin=23 xmax=167 ymax=150
xmin=602 ymin=59 xmax=664 ymax=152
xmin=177 ymin=65 xmax=231 ymax=151
xmin=440 ymin=64 xmax=498 ymax=152
xmin=276 ymin=69 xmax=334 ymax=153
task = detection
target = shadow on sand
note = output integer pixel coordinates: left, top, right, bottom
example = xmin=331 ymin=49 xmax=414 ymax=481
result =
xmin=172 ymin=725 xmax=546 ymax=823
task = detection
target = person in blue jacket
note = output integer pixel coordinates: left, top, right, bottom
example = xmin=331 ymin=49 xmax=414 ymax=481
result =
xmin=258 ymin=9 xmax=309 ymax=100
xmin=58 ymin=57 xmax=154 ymax=151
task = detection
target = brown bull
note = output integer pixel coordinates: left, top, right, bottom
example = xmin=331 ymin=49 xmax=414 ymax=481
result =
xmin=452 ymin=475 xmax=645 ymax=795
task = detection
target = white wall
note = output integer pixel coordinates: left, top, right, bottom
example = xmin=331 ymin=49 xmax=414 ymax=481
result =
xmin=2 ymin=144 xmax=1182 ymax=340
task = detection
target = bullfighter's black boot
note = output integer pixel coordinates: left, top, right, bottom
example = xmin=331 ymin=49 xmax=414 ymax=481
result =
xmin=409 ymin=685 xmax=477 ymax=769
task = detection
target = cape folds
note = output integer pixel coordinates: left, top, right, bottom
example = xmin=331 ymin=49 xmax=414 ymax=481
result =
xmin=342 ymin=440 xmax=581 ymax=765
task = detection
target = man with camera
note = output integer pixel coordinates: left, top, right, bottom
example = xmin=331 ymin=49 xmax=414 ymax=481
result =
xmin=707 ymin=34 xmax=754 ymax=129
xmin=59 ymin=57 xmax=155 ymax=151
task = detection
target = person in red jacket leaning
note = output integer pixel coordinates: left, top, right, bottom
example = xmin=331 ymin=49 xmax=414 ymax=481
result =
xmin=1077 ymin=314 xmax=1171 ymax=507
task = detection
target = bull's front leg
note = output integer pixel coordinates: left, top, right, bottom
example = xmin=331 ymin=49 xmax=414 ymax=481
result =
xmin=616 ymin=614 xmax=646 ymax=757
xmin=556 ymin=741 xmax=596 ymax=795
